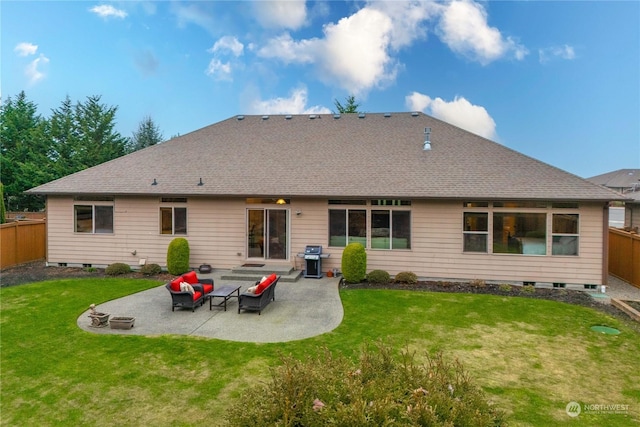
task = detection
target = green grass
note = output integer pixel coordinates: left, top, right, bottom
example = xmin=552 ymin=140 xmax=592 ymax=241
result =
xmin=1 ymin=279 xmax=639 ymax=426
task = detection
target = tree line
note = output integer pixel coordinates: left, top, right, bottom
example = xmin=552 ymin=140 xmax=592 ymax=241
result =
xmin=0 ymin=91 xmax=164 ymax=213
xmin=1 ymin=93 xmax=360 ymax=215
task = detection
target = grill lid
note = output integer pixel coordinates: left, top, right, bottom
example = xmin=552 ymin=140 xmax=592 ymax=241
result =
xmin=304 ymin=245 xmax=322 ymax=254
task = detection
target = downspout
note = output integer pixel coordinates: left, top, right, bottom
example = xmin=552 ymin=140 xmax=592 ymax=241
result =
xmin=602 ymin=202 xmax=609 ymax=286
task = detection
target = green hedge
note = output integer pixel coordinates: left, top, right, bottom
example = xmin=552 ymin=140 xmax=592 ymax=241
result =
xmin=166 ymin=238 xmax=190 ymax=275
xmin=341 ymin=242 xmax=366 ymax=283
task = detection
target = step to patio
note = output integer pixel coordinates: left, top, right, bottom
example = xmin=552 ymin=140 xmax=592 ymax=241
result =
xmin=221 ymin=264 xmax=303 ymax=283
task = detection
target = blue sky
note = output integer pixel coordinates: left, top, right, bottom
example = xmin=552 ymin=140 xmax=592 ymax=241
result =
xmin=2 ymin=1 xmax=639 ymax=179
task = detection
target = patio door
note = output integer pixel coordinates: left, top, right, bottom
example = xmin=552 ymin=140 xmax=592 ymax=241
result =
xmin=247 ymin=209 xmax=288 ymax=260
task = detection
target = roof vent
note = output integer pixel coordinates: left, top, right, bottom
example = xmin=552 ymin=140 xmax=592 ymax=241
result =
xmin=358 ymin=113 xmax=365 ymax=119
xmin=285 ymin=115 xmax=292 ymax=120
xmin=309 ymin=114 xmax=317 ymax=119
xmin=423 ymin=127 xmax=432 ymax=151
xmin=333 ymin=114 xmax=341 ymax=119
xmin=411 ymin=112 xmax=419 ymax=117
xmin=384 ymin=113 xmax=391 ymax=117
xmin=237 ymin=115 xmax=245 ymax=121
xmin=262 ymin=115 xmax=269 ymax=120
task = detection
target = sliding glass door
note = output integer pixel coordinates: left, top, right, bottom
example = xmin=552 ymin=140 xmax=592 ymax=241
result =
xmin=247 ymin=209 xmax=288 ymax=260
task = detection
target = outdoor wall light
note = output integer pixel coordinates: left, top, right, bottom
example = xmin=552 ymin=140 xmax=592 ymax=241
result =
xmin=276 ymin=198 xmax=286 ymax=204
xmin=296 ymin=210 xmax=302 ymax=216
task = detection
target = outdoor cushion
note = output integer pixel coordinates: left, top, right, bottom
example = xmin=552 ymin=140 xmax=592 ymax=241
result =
xmin=192 ymin=291 xmax=202 ymax=301
xmin=180 ymin=282 xmax=195 ymax=294
xmin=201 ymin=283 xmax=213 ymax=294
xmin=256 ymin=273 xmax=277 ymax=294
xmin=182 ymin=271 xmax=199 ymax=284
xmin=256 ymin=278 xmax=272 ymax=294
xmin=170 ymin=278 xmax=182 ymax=292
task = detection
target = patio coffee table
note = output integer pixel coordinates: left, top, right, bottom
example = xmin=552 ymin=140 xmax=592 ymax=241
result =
xmin=206 ymin=285 xmax=241 ymax=311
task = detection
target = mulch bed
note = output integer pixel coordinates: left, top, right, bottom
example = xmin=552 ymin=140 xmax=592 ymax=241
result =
xmin=0 ymin=260 xmax=173 ymax=288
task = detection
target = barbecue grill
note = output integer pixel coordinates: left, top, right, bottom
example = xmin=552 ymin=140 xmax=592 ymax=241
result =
xmin=298 ymin=245 xmax=329 ymax=278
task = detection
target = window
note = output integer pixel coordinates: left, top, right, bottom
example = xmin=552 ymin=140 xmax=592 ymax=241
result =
xmin=371 ymin=210 xmax=411 ymax=249
xmin=463 ymin=212 xmax=488 ymax=252
xmin=160 ymin=207 xmax=187 ymax=235
xmin=462 ymin=201 xmax=580 ymax=256
xmin=74 ymin=204 xmax=113 ymax=233
xmin=493 ymin=213 xmax=546 ymax=255
xmin=552 ymin=214 xmax=579 ymax=255
xmin=329 ymin=209 xmax=366 ymax=247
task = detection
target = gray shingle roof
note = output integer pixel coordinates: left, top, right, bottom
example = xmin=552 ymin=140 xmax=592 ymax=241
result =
xmin=587 ymin=169 xmax=640 ymax=190
xmin=28 ymin=112 xmax=622 ymax=201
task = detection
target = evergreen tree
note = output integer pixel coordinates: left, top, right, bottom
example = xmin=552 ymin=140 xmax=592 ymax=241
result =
xmin=73 ymin=95 xmax=129 ymax=168
xmin=49 ymin=95 xmax=82 ymax=177
xmin=333 ymin=95 xmax=361 ymax=114
xmin=130 ymin=116 xmax=164 ymax=151
xmin=0 ymin=92 xmax=53 ymax=211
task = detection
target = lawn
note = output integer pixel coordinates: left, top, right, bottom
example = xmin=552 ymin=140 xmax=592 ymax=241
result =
xmin=1 ymin=278 xmax=638 ymax=426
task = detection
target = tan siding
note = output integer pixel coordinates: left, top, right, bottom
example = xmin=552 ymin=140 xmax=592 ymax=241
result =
xmin=46 ymin=196 xmax=606 ymax=284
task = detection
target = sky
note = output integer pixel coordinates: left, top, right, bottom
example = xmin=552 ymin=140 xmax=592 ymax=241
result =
xmin=2 ymin=0 xmax=639 ymax=179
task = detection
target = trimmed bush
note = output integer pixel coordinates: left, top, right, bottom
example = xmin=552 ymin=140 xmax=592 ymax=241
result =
xmin=105 ymin=263 xmax=131 ymax=276
xmin=167 ymin=238 xmax=190 ymax=275
xmin=366 ymin=269 xmax=390 ymax=284
xmin=140 ymin=263 xmax=162 ymax=275
xmin=341 ymin=243 xmax=366 ymax=284
xmin=394 ymin=271 xmax=418 ymax=284
xmin=225 ymin=342 xmax=505 ymax=426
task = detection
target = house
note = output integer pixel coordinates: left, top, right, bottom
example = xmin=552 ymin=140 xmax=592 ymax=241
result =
xmin=587 ymin=169 xmax=640 ymax=231
xmin=28 ymin=112 xmax=623 ymax=288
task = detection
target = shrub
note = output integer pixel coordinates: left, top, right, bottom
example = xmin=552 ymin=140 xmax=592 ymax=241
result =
xmin=394 ymin=271 xmax=418 ymax=285
xmin=499 ymin=283 xmax=513 ymax=292
xmin=341 ymin=243 xmax=366 ymax=283
xmin=167 ymin=238 xmax=190 ymax=275
xmin=140 ymin=263 xmax=162 ymax=275
xmin=470 ymin=279 xmax=486 ymax=288
xmin=225 ymin=341 xmax=505 ymax=426
xmin=522 ymin=285 xmax=536 ymax=294
xmin=105 ymin=263 xmax=131 ymax=276
xmin=366 ymin=269 xmax=390 ymax=284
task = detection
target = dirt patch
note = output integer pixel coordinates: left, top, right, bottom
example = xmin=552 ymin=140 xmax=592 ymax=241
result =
xmin=0 ymin=260 xmax=173 ymax=287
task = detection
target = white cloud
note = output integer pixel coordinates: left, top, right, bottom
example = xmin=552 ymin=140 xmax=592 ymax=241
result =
xmin=15 ymin=42 xmax=38 ymax=56
xmin=205 ymin=59 xmax=233 ymax=81
xmin=25 ymin=54 xmax=50 ymax=85
xmin=247 ymin=87 xmax=330 ymax=115
xmin=437 ymin=0 xmax=527 ymax=65
xmin=172 ymin=3 xmax=214 ymax=32
xmin=257 ymin=32 xmax=317 ymax=64
xmin=253 ymin=0 xmax=307 ymax=30
xmin=209 ymin=36 xmax=244 ymax=57
xmin=406 ymin=92 xmax=497 ymax=139
xmin=367 ymin=0 xmax=437 ymax=50
xmin=539 ymin=44 xmax=576 ymax=64
xmin=258 ymin=7 xmax=404 ymax=94
xmin=89 ymin=4 xmax=128 ymax=19
xmin=318 ymin=8 xmax=396 ymax=93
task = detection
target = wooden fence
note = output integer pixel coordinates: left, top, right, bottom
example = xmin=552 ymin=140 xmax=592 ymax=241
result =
xmin=0 ymin=220 xmax=46 ymax=270
xmin=609 ymin=228 xmax=640 ymax=288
